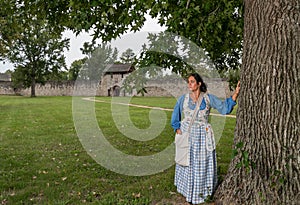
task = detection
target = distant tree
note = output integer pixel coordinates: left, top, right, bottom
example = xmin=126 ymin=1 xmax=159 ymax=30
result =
xmin=4 ymin=69 xmax=13 ymax=75
xmin=80 ymin=42 xmax=118 ymax=81
xmin=11 ymin=65 xmax=29 ymax=89
xmin=7 ymin=18 xmax=69 ymax=97
xmin=46 ymin=70 xmax=69 ymax=81
xmin=120 ymin=48 xmax=136 ymax=64
xmin=68 ymin=58 xmax=87 ymax=81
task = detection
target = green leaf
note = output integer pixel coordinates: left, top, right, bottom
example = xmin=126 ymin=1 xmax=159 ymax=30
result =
xmin=232 ymin=149 xmax=238 ymax=158
xmin=108 ymin=8 xmax=114 ymax=15
xmin=242 ymin=151 xmax=249 ymax=160
xmin=236 ymin=142 xmax=244 ymax=149
xmin=236 ymin=162 xmax=242 ymax=168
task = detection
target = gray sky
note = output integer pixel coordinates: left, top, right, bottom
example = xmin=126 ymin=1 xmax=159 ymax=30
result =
xmin=0 ymin=15 xmax=165 ymax=73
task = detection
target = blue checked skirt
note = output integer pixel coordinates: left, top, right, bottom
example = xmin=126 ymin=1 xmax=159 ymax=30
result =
xmin=174 ymin=121 xmax=217 ymax=204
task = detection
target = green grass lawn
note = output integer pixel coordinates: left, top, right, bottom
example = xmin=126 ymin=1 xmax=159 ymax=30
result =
xmin=0 ymin=96 xmax=236 ymax=204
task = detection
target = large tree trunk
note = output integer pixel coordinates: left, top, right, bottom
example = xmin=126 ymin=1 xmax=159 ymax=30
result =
xmin=215 ymin=0 xmax=299 ymax=204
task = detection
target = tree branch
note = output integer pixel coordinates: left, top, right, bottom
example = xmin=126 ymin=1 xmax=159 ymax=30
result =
xmin=186 ymin=0 xmax=190 ymax=9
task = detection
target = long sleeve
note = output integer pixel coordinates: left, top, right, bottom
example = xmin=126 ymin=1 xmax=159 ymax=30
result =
xmin=171 ymin=95 xmax=185 ymax=132
xmin=208 ymin=94 xmax=236 ymax=115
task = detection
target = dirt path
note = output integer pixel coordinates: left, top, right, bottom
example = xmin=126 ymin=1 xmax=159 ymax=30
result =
xmin=82 ymin=97 xmax=236 ymax=118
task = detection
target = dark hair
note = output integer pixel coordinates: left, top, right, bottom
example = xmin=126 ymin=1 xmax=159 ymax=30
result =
xmin=188 ymin=73 xmax=207 ymax=92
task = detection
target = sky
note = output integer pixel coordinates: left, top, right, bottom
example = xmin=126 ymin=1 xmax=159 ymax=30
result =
xmin=0 ymin=14 xmax=165 ymax=73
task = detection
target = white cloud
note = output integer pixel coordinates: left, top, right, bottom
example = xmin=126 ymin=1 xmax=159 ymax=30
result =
xmin=0 ymin=60 xmax=13 ymax=73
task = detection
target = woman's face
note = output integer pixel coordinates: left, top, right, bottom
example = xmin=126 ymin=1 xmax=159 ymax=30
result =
xmin=188 ymin=76 xmax=200 ymax=92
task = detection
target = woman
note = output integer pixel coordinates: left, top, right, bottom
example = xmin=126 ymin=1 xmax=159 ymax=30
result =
xmin=171 ymin=73 xmax=240 ymax=204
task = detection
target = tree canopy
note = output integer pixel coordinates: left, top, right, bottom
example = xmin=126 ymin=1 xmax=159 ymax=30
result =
xmin=2 ymin=0 xmax=243 ymax=75
xmin=68 ymin=58 xmax=87 ymax=81
xmin=120 ymin=48 xmax=136 ymax=64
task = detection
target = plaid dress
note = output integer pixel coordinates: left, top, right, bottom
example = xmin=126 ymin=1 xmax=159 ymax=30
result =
xmin=174 ymin=94 xmax=217 ymax=204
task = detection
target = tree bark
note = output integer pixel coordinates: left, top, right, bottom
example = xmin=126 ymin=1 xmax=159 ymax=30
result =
xmin=215 ymin=0 xmax=299 ymax=204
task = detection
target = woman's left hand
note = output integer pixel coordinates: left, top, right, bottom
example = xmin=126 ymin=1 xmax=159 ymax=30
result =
xmin=232 ymin=81 xmax=240 ymax=101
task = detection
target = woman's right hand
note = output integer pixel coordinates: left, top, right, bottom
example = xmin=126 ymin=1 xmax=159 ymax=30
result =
xmin=176 ymin=129 xmax=182 ymax=135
